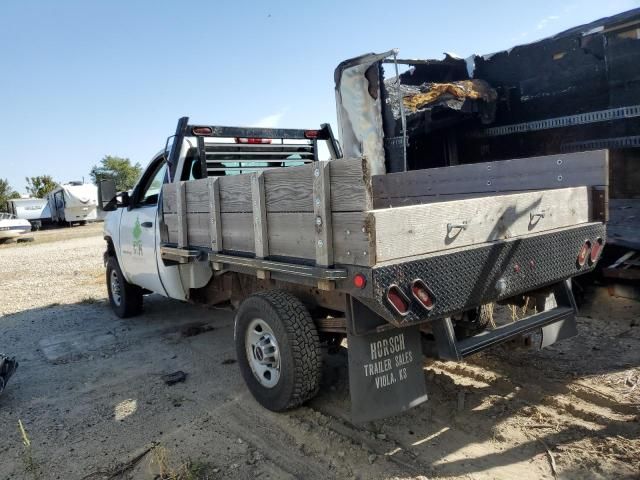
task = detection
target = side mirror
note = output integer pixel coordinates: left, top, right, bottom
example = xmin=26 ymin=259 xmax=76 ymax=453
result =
xmin=98 ymin=181 xmax=131 ymax=211
xmin=120 ymin=191 xmax=131 ymax=209
xmin=98 ymin=179 xmax=117 ymax=212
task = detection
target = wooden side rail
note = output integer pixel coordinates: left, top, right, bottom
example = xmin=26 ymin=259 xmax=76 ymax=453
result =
xmin=372 ymin=150 xmax=609 ymax=208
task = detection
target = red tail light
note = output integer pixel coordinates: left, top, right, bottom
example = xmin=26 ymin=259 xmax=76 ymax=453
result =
xmin=386 ymin=285 xmax=410 ymax=316
xmin=411 ymin=279 xmax=435 ymax=311
xmin=589 ymin=238 xmax=603 ymax=264
xmin=192 ymin=126 xmax=213 ymax=135
xmin=235 ymin=137 xmax=272 ymax=144
xmin=577 ymin=240 xmax=591 ymax=267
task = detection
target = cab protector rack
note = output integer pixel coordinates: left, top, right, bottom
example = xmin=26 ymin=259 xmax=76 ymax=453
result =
xmin=165 ymin=117 xmax=341 ymax=181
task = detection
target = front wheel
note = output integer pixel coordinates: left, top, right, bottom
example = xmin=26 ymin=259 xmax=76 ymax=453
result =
xmin=106 ymin=256 xmax=143 ymax=318
xmin=235 ymin=290 xmax=322 ymax=412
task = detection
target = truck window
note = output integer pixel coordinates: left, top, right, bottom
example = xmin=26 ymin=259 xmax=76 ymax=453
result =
xmin=180 ymin=148 xmax=205 ymax=181
xmin=138 ymin=161 xmax=167 ymax=206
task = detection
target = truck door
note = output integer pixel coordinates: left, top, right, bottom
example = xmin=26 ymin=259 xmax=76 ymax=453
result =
xmin=118 ymin=156 xmax=167 ymax=295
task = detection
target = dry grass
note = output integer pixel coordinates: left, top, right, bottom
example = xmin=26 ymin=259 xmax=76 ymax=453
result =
xmin=18 ymin=420 xmax=41 ymax=480
xmin=151 ymin=446 xmax=212 ymax=480
xmin=79 ymin=296 xmax=101 ymax=305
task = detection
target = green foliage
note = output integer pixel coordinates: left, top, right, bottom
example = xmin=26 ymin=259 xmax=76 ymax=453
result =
xmin=25 ymin=175 xmax=58 ymax=198
xmin=0 ymin=178 xmax=21 ymax=211
xmin=90 ymin=155 xmax=142 ymax=192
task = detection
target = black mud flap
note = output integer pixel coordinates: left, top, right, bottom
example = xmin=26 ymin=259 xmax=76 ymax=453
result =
xmin=346 ymin=298 xmax=428 ymax=423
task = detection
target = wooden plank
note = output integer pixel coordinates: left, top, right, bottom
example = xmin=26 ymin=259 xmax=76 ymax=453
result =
xmin=251 ymin=172 xmax=269 ymax=259
xmin=264 ymin=163 xmax=314 ymax=212
xmin=163 ymin=179 xmax=209 ymax=214
xmin=329 ymin=157 xmax=373 ymax=211
xmin=165 ymin=212 xmax=210 ymax=247
xmin=167 ymin=210 xmax=374 ymax=266
xmin=372 ymin=187 xmax=591 ymax=262
xmin=332 ymin=212 xmax=375 ymax=266
xmin=268 ymin=213 xmax=315 ymax=259
xmin=161 ymin=184 xmax=173 ymax=214
xmin=219 ymin=174 xmax=252 ymax=212
xmin=590 ymin=186 xmax=608 ymax=223
xmin=207 ymin=176 xmax=222 ymax=252
xmin=164 ymin=157 xmax=372 ymax=214
xmin=222 ymin=213 xmax=254 ymax=252
xmin=372 ymin=150 xmax=609 ymax=209
xmin=263 ymin=157 xmax=372 ymax=212
xmin=166 ymin=212 xmax=253 ymax=252
xmin=313 ymin=161 xmax=333 ymax=266
xmin=164 ymin=175 xmax=254 ymax=214
xmin=176 ymin=181 xmax=188 ymax=248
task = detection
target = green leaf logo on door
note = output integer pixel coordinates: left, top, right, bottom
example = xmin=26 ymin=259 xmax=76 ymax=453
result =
xmin=133 ymin=217 xmax=143 ymax=256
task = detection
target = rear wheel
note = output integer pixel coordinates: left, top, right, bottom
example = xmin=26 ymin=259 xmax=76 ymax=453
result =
xmin=106 ymin=256 xmax=143 ymax=318
xmin=235 ymin=290 xmax=322 ymax=411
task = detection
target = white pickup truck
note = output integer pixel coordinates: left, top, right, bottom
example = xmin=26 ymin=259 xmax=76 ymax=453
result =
xmin=100 ymin=51 xmax=608 ymax=422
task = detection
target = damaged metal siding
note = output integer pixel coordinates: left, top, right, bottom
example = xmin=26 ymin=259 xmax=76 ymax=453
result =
xmin=334 ymin=52 xmax=390 ymax=176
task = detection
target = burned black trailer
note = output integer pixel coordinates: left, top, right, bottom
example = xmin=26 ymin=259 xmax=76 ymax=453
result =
xmin=379 ymin=8 xmax=640 ymax=213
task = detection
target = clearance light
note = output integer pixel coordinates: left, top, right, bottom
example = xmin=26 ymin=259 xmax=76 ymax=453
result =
xmin=304 ymin=130 xmax=319 ymax=139
xmin=386 ymin=285 xmax=410 ymax=316
xmin=235 ymin=137 xmax=272 ymax=144
xmin=192 ymin=126 xmax=213 ymax=135
xmin=411 ymin=279 xmax=435 ymax=311
xmin=353 ymin=273 xmax=367 ymax=289
xmin=577 ymin=240 xmax=591 ymax=268
xmin=589 ymin=238 xmax=603 ymax=264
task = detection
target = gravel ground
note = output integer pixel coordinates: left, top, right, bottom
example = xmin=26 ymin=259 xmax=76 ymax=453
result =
xmin=0 ymin=227 xmax=638 ymax=480
xmin=0 ymin=224 xmax=105 ymax=316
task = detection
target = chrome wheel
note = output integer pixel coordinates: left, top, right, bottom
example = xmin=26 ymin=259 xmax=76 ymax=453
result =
xmin=110 ymin=269 xmax=122 ymax=307
xmin=245 ymin=318 xmax=281 ymax=388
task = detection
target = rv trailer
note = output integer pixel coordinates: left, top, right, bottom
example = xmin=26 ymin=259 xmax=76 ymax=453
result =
xmin=47 ymin=182 xmax=99 ymax=226
xmin=7 ymin=198 xmax=51 ymax=230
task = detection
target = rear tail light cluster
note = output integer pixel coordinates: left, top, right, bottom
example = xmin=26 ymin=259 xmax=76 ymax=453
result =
xmin=577 ymin=237 xmax=604 ymax=268
xmin=590 ymin=238 xmax=603 ymax=264
xmin=386 ymin=285 xmax=410 ymax=315
xmin=385 ymin=280 xmax=436 ymax=316
xmin=411 ymin=280 xmax=435 ymax=311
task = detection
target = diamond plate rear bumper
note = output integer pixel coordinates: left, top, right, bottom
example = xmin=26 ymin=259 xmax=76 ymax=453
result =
xmin=365 ymin=223 xmax=605 ymax=326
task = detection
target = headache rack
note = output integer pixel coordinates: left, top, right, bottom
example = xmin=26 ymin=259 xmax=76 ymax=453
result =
xmin=166 ymin=118 xmax=341 ymax=180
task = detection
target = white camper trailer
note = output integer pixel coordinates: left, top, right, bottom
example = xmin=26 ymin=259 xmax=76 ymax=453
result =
xmin=7 ymin=198 xmax=51 ymax=229
xmin=47 ymin=182 xmax=99 ymax=225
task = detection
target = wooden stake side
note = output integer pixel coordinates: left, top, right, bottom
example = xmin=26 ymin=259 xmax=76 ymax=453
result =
xmin=313 ymin=161 xmax=334 ymax=267
xmin=176 ymin=181 xmax=188 ymax=248
xmin=251 ymin=172 xmax=270 ymax=279
xmin=207 ymin=176 xmax=223 ymax=270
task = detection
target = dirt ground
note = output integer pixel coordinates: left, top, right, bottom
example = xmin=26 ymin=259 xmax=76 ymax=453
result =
xmin=0 ymin=226 xmax=638 ymax=480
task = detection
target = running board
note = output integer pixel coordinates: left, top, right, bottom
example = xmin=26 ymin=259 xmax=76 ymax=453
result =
xmin=431 ymin=280 xmax=578 ymax=361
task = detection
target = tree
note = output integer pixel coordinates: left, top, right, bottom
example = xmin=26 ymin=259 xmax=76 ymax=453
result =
xmin=90 ymin=156 xmax=142 ymax=192
xmin=0 ymin=178 xmax=21 ymax=211
xmin=25 ymin=175 xmax=58 ymax=198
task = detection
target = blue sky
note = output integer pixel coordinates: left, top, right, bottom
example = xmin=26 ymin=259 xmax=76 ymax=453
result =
xmin=1 ymin=0 xmax=638 ymax=193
